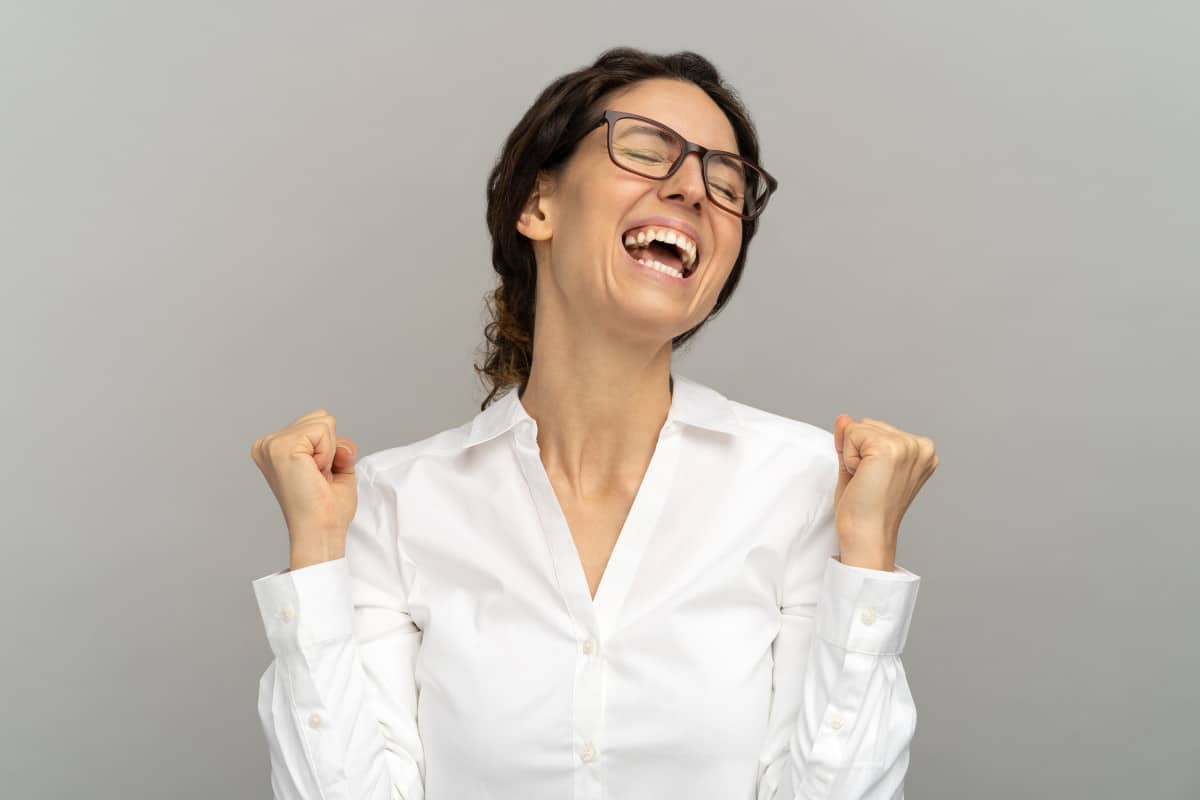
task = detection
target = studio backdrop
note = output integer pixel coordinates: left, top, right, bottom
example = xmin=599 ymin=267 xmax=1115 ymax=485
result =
xmin=2 ymin=2 xmax=1196 ymax=798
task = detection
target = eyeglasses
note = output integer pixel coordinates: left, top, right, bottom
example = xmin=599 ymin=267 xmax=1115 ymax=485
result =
xmin=583 ymin=110 xmax=779 ymax=220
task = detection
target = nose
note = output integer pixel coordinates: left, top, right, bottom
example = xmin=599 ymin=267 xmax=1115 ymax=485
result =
xmin=658 ymin=152 xmax=707 ymax=211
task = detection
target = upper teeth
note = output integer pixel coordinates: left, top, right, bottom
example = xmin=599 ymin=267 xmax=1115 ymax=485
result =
xmin=623 ymin=227 xmax=698 ymax=270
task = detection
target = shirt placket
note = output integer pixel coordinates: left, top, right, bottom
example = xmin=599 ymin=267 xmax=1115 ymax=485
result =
xmin=511 ymin=419 xmax=605 ymax=799
xmin=512 ymin=416 xmax=684 ymax=800
xmin=573 ymin=630 xmax=604 ymax=800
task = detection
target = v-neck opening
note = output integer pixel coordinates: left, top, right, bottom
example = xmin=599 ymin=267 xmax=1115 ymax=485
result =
xmin=511 ymin=414 xmax=683 ymax=637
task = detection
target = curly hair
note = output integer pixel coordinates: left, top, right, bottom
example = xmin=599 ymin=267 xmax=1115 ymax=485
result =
xmin=474 ymin=47 xmax=768 ymax=410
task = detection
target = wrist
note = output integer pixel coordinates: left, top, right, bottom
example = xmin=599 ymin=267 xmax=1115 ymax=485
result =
xmin=837 ymin=548 xmax=896 ymax=572
xmin=288 ymin=540 xmax=345 ymax=572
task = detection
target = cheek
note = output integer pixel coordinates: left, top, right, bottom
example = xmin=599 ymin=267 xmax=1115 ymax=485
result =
xmin=717 ymin=224 xmax=743 ymax=269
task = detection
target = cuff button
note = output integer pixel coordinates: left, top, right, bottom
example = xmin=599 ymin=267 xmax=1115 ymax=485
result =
xmin=860 ymin=607 xmax=878 ymax=625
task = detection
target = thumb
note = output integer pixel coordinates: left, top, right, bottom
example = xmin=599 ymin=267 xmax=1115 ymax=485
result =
xmin=331 ymin=439 xmax=356 ymax=485
xmin=833 ymin=415 xmax=852 ymax=507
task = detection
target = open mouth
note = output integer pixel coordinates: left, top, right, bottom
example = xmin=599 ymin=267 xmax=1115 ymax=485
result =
xmin=621 ymin=225 xmax=699 ymax=279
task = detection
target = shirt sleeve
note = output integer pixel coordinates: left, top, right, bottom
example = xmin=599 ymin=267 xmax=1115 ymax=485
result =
xmin=756 ymin=476 xmax=922 ymax=799
xmin=252 ymin=462 xmax=425 ymax=800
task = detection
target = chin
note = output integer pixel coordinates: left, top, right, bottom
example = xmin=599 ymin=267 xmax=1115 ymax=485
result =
xmin=607 ymin=296 xmax=695 ymax=343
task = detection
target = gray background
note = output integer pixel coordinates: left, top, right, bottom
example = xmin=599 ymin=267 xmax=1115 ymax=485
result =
xmin=3 ymin=1 xmax=1196 ymax=798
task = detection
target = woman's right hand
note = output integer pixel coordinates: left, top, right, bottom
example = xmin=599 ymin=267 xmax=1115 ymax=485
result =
xmin=250 ymin=408 xmax=358 ymax=570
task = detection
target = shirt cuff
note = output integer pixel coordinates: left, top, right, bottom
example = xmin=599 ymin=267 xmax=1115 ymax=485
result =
xmin=814 ymin=555 xmax=921 ymax=655
xmin=251 ymin=557 xmax=355 ymax=658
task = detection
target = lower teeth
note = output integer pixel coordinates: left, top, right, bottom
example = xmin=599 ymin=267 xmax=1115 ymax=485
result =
xmin=636 ymin=258 xmax=684 ymax=278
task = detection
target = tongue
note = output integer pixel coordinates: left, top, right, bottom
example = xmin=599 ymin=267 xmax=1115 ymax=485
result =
xmin=628 ymin=240 xmax=683 ymax=271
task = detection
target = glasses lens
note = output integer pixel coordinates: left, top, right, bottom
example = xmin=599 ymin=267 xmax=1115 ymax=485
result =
xmin=610 ymin=116 xmax=682 ymax=178
xmin=707 ymin=153 xmax=771 ymax=218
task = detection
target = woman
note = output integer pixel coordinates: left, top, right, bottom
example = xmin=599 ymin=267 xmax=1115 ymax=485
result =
xmin=250 ymin=47 xmax=938 ymax=800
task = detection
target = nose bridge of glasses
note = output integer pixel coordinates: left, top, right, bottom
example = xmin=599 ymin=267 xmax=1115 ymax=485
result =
xmin=667 ymin=146 xmax=707 ymax=192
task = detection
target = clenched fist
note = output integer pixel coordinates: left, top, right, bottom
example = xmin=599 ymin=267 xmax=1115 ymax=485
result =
xmin=250 ymin=408 xmax=358 ymax=571
xmin=832 ymin=415 xmax=939 ymax=572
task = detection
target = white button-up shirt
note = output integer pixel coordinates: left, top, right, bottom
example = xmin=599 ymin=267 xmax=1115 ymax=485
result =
xmin=252 ymin=372 xmax=921 ymax=800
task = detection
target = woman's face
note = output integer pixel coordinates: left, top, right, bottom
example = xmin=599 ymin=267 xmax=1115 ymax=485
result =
xmin=518 ymin=77 xmax=745 ymax=348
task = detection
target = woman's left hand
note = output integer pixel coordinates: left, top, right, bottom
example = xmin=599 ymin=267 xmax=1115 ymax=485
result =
xmin=832 ymin=415 xmax=939 ymax=572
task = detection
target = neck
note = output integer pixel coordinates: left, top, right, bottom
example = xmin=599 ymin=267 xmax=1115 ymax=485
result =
xmin=518 ymin=336 xmax=674 ymax=500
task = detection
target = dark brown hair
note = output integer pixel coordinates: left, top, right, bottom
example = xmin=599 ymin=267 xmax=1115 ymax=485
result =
xmin=474 ymin=47 xmax=768 ymax=410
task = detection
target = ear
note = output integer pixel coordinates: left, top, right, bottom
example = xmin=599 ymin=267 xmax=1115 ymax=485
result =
xmin=516 ymin=172 xmax=555 ymax=242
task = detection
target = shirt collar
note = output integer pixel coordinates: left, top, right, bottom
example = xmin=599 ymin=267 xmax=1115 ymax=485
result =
xmin=463 ymin=371 xmax=740 ymax=450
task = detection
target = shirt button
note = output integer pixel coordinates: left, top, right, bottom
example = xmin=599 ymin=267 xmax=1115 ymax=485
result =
xmin=581 ymin=639 xmax=596 ymax=655
xmin=308 ymin=713 xmax=322 ymax=729
xmin=860 ymin=607 xmax=878 ymax=625
xmin=278 ymin=606 xmax=295 ymax=623
xmin=578 ymin=742 xmax=596 ymax=762
xmin=830 ymin=712 xmax=845 ymax=730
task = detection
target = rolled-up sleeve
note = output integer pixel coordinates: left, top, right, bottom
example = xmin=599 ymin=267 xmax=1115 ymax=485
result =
xmin=252 ymin=462 xmax=425 ymax=800
xmin=757 ymin=475 xmax=922 ymax=799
